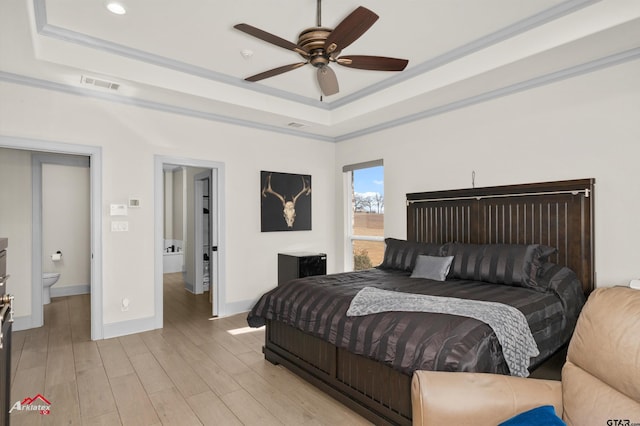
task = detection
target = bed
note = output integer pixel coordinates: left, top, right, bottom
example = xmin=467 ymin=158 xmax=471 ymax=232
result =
xmin=248 ymin=178 xmax=595 ymax=425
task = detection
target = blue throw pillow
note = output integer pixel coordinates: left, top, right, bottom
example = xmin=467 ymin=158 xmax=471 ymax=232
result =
xmin=499 ymin=405 xmax=565 ymax=426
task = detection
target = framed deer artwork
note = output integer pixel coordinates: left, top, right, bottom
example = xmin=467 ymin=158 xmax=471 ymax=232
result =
xmin=261 ymin=171 xmax=312 ymax=232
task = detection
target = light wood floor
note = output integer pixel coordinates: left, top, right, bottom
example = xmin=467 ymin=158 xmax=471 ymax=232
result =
xmin=10 ymin=273 xmax=371 ymax=425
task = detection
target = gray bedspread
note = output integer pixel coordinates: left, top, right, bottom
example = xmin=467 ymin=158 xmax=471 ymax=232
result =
xmin=346 ymin=287 xmax=539 ymax=377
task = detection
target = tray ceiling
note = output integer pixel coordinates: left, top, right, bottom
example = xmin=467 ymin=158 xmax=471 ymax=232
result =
xmin=1 ymin=0 xmax=639 ymax=141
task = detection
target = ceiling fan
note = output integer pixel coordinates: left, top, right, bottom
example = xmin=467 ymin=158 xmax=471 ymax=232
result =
xmin=234 ymin=0 xmax=409 ymax=96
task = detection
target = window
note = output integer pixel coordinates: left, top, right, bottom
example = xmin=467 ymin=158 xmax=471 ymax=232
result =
xmin=343 ymin=160 xmax=384 ymax=271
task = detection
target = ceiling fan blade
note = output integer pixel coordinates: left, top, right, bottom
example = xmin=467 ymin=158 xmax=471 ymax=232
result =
xmin=245 ymin=62 xmax=307 ymax=82
xmin=324 ymin=7 xmax=379 ymax=54
xmin=234 ymin=24 xmax=308 ymax=56
xmin=317 ymin=66 xmax=339 ymax=96
xmin=336 ymin=55 xmax=409 ymax=71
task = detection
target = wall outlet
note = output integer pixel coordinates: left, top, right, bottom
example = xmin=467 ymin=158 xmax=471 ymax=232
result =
xmin=111 ymin=221 xmax=129 ymax=232
xmin=121 ymin=297 xmax=130 ymax=311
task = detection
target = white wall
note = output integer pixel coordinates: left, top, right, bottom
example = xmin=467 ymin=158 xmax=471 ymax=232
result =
xmin=0 ymin=81 xmax=337 ymax=330
xmin=162 ymin=167 xmax=186 ymax=242
xmin=336 ymin=59 xmax=640 ymax=287
xmin=163 ymin=170 xmax=173 ymax=240
xmin=0 ymin=148 xmax=32 ymax=316
xmin=172 ymin=168 xmax=184 ymax=242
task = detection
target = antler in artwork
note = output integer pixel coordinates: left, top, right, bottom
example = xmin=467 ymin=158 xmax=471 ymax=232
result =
xmin=262 ymin=174 xmax=311 ymax=228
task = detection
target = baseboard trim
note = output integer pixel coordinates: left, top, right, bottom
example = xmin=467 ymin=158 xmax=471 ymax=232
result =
xmin=11 ymin=315 xmax=40 ymax=332
xmin=13 ymin=298 xmax=254 ymax=335
xmin=50 ymin=284 xmax=90 ymax=298
xmin=15 ymin=313 xmax=159 ymax=339
xmin=102 ymin=315 xmax=158 ymax=339
xmin=223 ymin=299 xmax=255 ymax=316
xmin=184 ymin=280 xmax=195 ymax=294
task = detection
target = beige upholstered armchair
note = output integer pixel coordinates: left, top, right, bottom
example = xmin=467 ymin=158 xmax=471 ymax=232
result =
xmin=411 ymin=287 xmax=640 ymax=426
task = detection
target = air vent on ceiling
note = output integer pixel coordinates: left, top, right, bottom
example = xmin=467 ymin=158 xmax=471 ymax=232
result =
xmin=287 ymin=122 xmax=306 ymax=128
xmin=80 ymin=75 xmax=120 ymax=91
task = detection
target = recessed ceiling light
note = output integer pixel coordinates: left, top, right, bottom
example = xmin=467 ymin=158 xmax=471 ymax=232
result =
xmin=106 ymin=2 xmax=126 ymax=15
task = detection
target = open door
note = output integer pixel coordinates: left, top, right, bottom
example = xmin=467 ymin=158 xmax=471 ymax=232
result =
xmin=194 ymin=170 xmax=218 ymax=316
xmin=209 ymin=169 xmax=219 ymax=317
xmin=156 ymin=156 xmax=224 ymax=329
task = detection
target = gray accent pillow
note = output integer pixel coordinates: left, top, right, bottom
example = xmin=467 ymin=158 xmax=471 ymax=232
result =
xmin=410 ymin=255 xmax=455 ymax=281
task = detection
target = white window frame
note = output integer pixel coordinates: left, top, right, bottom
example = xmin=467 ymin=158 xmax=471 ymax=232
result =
xmin=343 ymin=160 xmax=384 ymax=271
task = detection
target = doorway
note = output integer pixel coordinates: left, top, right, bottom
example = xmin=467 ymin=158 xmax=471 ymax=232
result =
xmin=36 ymin=154 xmax=91 ymax=318
xmin=154 ymin=156 xmax=225 ymax=327
xmin=0 ymin=136 xmax=103 ymax=340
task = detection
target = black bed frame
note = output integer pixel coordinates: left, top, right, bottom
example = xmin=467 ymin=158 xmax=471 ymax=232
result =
xmin=263 ymin=179 xmax=595 ymax=425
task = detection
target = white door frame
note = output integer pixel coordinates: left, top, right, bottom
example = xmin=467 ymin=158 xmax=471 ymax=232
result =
xmin=154 ymin=155 xmax=225 ymax=326
xmin=0 ymin=135 xmax=103 ymax=340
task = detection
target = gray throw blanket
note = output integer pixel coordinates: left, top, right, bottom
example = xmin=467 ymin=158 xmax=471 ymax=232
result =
xmin=346 ymin=287 xmax=539 ymax=377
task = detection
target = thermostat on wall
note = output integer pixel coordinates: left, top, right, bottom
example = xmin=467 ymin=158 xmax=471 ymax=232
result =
xmin=110 ymin=203 xmax=128 ymax=216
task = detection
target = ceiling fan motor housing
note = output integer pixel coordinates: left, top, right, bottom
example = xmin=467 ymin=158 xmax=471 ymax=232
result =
xmin=298 ymin=27 xmax=334 ymax=67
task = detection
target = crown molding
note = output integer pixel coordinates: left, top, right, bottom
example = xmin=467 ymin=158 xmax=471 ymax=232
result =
xmin=3 ymin=47 xmax=639 ymax=143
xmin=335 ymin=47 xmax=640 ymax=141
xmin=0 ymin=71 xmax=336 ymax=142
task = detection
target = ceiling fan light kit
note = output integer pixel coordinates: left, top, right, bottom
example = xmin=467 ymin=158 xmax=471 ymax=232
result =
xmin=234 ymin=1 xmax=409 ymax=96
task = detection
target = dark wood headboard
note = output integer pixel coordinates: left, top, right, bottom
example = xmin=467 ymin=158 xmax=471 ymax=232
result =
xmin=406 ymin=179 xmax=595 ymax=294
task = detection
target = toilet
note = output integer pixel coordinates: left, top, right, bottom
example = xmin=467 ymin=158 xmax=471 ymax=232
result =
xmin=42 ymin=272 xmax=60 ymax=304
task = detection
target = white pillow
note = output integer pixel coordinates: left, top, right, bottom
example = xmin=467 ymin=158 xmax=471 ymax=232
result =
xmin=410 ymin=255 xmax=454 ymax=281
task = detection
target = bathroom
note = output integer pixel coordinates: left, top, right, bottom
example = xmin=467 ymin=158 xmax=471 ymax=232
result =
xmin=40 ymin=157 xmax=91 ymax=305
xmin=162 ymin=164 xmax=215 ymax=299
xmin=0 ymin=148 xmax=91 ymax=327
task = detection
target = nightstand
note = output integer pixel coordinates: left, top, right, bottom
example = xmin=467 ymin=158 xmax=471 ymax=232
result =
xmin=278 ymin=252 xmax=326 ymax=285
